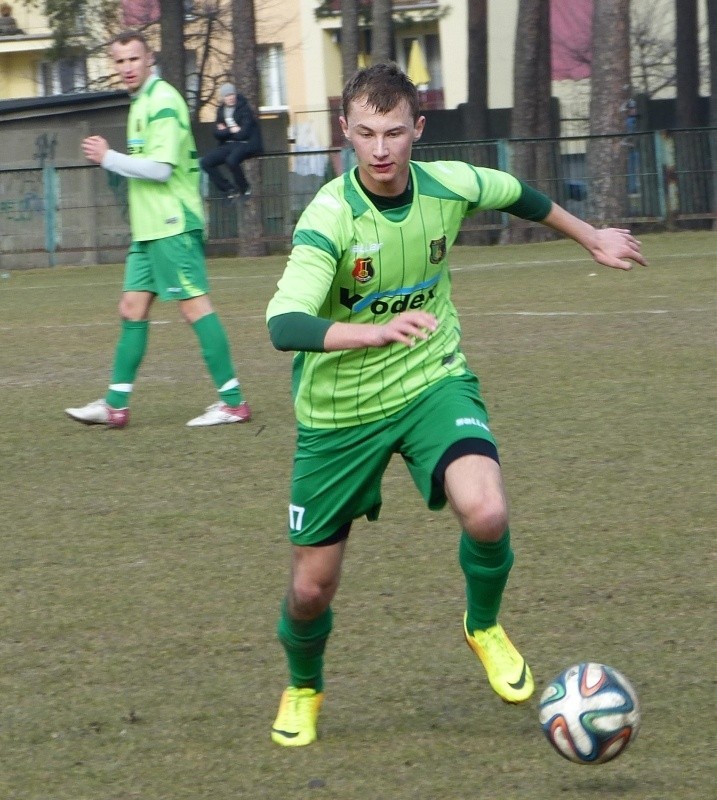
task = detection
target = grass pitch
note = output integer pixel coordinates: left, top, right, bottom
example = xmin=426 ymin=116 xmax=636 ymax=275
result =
xmin=0 ymin=231 xmax=715 ymax=799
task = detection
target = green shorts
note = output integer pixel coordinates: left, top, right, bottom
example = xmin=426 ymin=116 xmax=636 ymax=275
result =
xmin=287 ymin=373 xmax=500 ymax=545
xmin=123 ymin=230 xmax=209 ymax=301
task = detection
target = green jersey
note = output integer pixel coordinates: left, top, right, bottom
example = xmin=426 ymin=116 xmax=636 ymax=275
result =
xmin=266 ymin=161 xmax=527 ymax=429
xmin=126 ymin=75 xmax=204 ymax=241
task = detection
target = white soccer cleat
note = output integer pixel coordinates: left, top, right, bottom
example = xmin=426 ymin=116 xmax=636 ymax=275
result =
xmin=186 ymin=401 xmax=252 ymax=427
xmin=65 ymin=399 xmax=129 ymax=428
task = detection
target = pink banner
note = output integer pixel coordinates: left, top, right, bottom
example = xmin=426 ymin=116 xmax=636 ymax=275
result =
xmin=121 ymin=0 xmax=160 ymax=27
xmin=551 ymin=0 xmax=593 ymax=80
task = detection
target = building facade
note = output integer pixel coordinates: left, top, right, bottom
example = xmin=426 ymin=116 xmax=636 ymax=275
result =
xmin=1 ymin=0 xmax=710 ymax=136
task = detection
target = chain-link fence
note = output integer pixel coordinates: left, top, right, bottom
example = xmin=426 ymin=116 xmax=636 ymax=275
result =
xmin=1 ymin=128 xmax=714 ymax=269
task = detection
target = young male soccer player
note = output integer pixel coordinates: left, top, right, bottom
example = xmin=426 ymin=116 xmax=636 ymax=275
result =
xmin=65 ymin=30 xmax=251 ymax=429
xmin=266 ymin=63 xmax=646 ymax=746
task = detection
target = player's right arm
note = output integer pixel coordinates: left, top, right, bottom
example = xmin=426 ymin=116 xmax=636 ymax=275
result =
xmin=323 ymin=313 xmax=438 ymax=350
xmin=81 ymin=135 xmax=171 ymax=181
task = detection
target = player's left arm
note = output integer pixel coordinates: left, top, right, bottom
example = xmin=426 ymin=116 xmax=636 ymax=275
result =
xmin=539 ymin=203 xmax=647 ymax=271
xmin=134 ymin=91 xmax=183 ymax=172
xmin=473 ymin=167 xmax=647 ymax=270
xmin=473 ymin=168 xmax=647 ymax=271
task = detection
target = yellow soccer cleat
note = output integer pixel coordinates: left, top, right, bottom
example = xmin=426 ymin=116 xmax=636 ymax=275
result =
xmin=463 ymin=613 xmax=534 ymax=703
xmin=271 ymin=686 xmax=324 ymax=747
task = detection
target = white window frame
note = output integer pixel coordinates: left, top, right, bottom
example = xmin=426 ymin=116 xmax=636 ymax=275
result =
xmin=258 ymin=43 xmax=288 ymax=113
xmin=38 ymin=56 xmax=88 ymax=95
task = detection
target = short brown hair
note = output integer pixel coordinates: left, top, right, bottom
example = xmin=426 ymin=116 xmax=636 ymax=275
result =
xmin=342 ymin=62 xmax=420 ymax=121
xmin=111 ymin=29 xmax=150 ymax=51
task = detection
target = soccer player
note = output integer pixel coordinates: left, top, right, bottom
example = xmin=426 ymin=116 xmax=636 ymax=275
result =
xmin=65 ymin=30 xmax=251 ymax=429
xmin=265 ymin=62 xmax=646 ymax=746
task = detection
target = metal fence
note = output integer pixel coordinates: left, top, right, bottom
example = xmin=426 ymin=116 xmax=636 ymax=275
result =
xmin=0 ymin=128 xmax=714 ymax=269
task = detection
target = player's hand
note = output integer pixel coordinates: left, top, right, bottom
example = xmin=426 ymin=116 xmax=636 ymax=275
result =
xmin=590 ymin=228 xmax=647 ymax=271
xmin=81 ymin=135 xmax=109 ymax=165
xmin=375 ymin=311 xmax=438 ymax=347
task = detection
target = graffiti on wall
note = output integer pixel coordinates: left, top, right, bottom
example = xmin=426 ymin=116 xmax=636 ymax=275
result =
xmin=0 ymin=133 xmax=57 ymax=230
xmin=33 ymin=132 xmax=58 ymax=166
xmin=0 ymin=174 xmax=44 ymax=226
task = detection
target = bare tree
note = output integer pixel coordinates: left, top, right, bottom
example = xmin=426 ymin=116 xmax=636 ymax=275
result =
xmin=185 ymin=2 xmax=233 ymax=121
xmin=20 ymin=0 xmax=121 ymax=59
xmin=372 ymin=0 xmax=393 ymax=63
xmin=464 ymin=0 xmax=489 ymax=139
xmin=553 ymin=0 xmax=680 ymax=101
xmin=158 ymin=0 xmax=185 ymax=95
xmin=587 ymin=0 xmax=631 ymax=222
xmin=341 ymin=0 xmax=360 ymax=82
xmin=675 ymin=0 xmax=700 ymax=127
xmin=507 ymin=0 xmax=552 ymax=242
xmin=630 ymin=2 xmax=676 ymax=97
xmin=231 ymin=0 xmax=266 ymax=256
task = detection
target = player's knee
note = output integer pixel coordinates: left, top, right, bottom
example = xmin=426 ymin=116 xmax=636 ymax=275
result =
xmin=291 ymin=579 xmax=332 ymax=617
xmin=460 ymin=496 xmax=508 ymax=542
xmin=118 ymin=297 xmax=146 ymax=321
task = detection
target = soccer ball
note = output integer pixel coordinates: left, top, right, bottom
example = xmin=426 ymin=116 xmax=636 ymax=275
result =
xmin=538 ymin=662 xmax=641 ymax=765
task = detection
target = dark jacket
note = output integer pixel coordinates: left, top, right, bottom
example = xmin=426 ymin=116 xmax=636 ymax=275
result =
xmin=213 ymin=93 xmax=263 ymax=153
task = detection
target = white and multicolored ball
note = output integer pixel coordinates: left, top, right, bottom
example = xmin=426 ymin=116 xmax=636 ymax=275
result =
xmin=538 ymin=662 xmax=641 ymax=765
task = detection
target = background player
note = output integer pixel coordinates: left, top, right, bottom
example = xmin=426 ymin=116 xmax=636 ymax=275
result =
xmin=66 ymin=30 xmax=250 ymax=429
xmin=265 ymin=62 xmax=646 ymax=746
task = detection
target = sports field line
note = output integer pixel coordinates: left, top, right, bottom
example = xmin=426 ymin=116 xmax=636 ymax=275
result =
xmin=0 ymin=306 xmax=713 ymax=336
xmin=0 ymin=249 xmax=710 ymax=293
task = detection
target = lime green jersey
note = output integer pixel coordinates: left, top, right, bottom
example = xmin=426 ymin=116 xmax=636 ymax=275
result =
xmin=266 ymin=161 xmax=525 ymax=429
xmin=125 ymin=76 xmax=204 ymax=241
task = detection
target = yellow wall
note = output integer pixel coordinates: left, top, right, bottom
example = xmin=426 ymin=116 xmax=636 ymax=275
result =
xmin=1 ymin=51 xmax=37 ymax=98
xmin=0 ymin=3 xmax=52 ymax=99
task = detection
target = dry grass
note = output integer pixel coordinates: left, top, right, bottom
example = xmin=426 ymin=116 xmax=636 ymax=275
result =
xmin=0 ymin=231 xmax=714 ymax=799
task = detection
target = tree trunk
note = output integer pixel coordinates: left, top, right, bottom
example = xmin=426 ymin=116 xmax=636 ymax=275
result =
xmin=232 ymin=0 xmax=266 ymax=256
xmin=159 ymin=0 xmax=186 ymax=96
xmin=508 ymin=0 xmax=552 ymax=243
xmin=675 ymin=0 xmax=700 ymax=127
xmin=341 ymin=0 xmax=360 ymax=82
xmin=464 ymin=0 xmax=489 ymax=139
xmin=372 ymin=0 xmax=394 ymax=63
xmin=708 ymin=0 xmax=717 ymax=229
xmin=587 ymin=0 xmax=631 ymax=223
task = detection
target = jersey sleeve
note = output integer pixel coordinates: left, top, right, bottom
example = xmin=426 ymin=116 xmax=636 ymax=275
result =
xmin=141 ymin=86 xmax=183 ymax=166
xmin=266 ymin=183 xmax=351 ymax=322
xmin=470 ymin=166 xmax=524 ymax=210
xmin=466 ymin=165 xmax=551 ymax=219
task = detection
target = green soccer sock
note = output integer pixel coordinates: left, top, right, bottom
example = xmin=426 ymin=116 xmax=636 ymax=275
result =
xmin=191 ymin=312 xmax=243 ymax=406
xmin=277 ymin=599 xmax=333 ymax=692
xmin=459 ymin=529 xmax=515 ymax=632
xmin=105 ymin=319 xmax=149 ymax=408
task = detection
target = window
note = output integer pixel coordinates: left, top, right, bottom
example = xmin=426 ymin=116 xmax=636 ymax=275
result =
xmin=258 ymin=44 xmax=287 ymax=111
xmin=39 ymin=57 xmax=87 ymax=95
xmin=401 ymin=33 xmax=442 ymax=91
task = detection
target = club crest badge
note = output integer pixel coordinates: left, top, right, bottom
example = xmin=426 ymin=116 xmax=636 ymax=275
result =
xmin=429 ymin=235 xmax=447 ymax=264
xmin=352 ymin=256 xmax=374 ymax=283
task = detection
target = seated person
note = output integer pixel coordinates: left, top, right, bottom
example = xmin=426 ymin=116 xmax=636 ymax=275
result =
xmin=200 ymin=83 xmax=263 ymax=199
